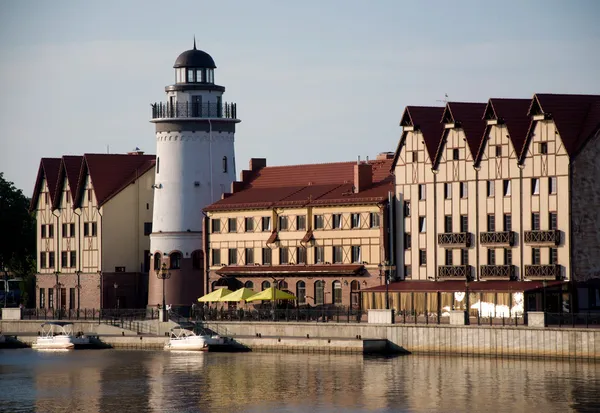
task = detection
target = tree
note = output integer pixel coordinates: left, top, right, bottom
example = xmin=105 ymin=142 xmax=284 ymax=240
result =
xmin=0 ymin=172 xmax=36 ymax=305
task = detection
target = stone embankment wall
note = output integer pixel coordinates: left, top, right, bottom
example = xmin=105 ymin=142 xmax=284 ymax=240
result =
xmin=203 ymin=321 xmax=600 ymax=360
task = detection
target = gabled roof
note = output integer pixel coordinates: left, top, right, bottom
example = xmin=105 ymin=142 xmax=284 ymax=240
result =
xmin=524 ymin=93 xmax=600 ymax=159
xmin=82 ymin=154 xmax=156 ymax=207
xmin=477 ymin=98 xmax=532 ymax=162
xmin=53 ymin=156 xmax=84 ymax=208
xmin=393 ymin=106 xmax=445 ymax=169
xmin=205 ymin=159 xmax=394 ymax=212
xmin=29 ymin=158 xmax=61 ymax=212
xmin=437 ymin=102 xmax=487 ymax=165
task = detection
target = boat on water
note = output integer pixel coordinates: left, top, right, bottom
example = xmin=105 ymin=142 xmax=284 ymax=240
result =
xmin=32 ymin=322 xmax=90 ymax=350
xmin=164 ymin=327 xmax=225 ymax=351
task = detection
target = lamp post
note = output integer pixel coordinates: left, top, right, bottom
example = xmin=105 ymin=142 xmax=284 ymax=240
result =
xmin=270 ymin=277 xmax=284 ymax=321
xmin=113 ymin=282 xmax=119 ymax=309
xmin=379 ymin=261 xmax=390 ymax=310
xmin=542 ymin=280 xmax=547 ymax=326
xmin=1 ymin=261 xmax=7 ymax=309
xmin=157 ymin=262 xmax=171 ymax=322
xmin=465 ymin=277 xmax=470 ymax=325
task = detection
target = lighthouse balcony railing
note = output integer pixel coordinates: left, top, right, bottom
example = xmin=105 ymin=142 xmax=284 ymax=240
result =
xmin=151 ymin=102 xmax=237 ymax=120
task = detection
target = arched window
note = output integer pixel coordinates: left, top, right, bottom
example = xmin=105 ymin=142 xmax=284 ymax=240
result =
xmin=351 ymin=280 xmax=360 ymax=308
xmin=211 ymin=281 xmax=217 ymax=291
xmin=279 ymin=280 xmax=288 ymax=290
xmin=314 ymin=280 xmax=325 ymax=305
xmin=261 ymin=281 xmax=271 ymax=291
xmin=244 ymin=281 xmax=254 ymax=289
xmin=153 ymin=253 xmax=161 ymax=271
xmin=333 ymin=281 xmax=342 ymax=305
xmin=222 ymin=156 xmax=228 ymax=173
xmin=169 ymin=252 xmax=182 ymax=269
xmin=192 ymin=250 xmax=203 ymax=270
xmin=296 ymin=281 xmax=306 ymax=305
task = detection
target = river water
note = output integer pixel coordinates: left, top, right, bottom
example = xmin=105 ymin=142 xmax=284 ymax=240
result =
xmin=0 ymin=349 xmax=598 ymax=413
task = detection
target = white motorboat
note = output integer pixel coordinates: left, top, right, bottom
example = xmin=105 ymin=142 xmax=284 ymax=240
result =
xmin=164 ymin=327 xmax=224 ymax=351
xmin=32 ymin=322 xmax=90 ymax=350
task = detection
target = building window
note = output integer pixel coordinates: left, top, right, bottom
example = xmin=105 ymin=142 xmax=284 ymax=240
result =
xmin=532 ymin=248 xmax=541 ymax=265
xmin=460 ymin=182 xmax=468 ymax=198
xmin=461 ymin=249 xmax=469 ymax=265
xmin=444 ymin=215 xmax=452 ymax=233
xmin=487 ymin=214 xmax=495 ymax=232
xmin=314 ymin=246 xmax=324 ymax=264
xmin=91 ymin=222 xmax=97 ymax=237
xmin=156 ymin=157 xmax=160 ymax=174
xmin=170 ymin=252 xmax=182 ymax=269
xmin=444 ymin=183 xmax=452 ymax=199
xmin=412 ymin=151 xmax=418 ymax=162
xmin=61 ymin=251 xmax=68 ymax=268
xmin=404 ymin=233 xmax=411 ymax=249
xmin=69 ymin=223 xmax=75 ymax=237
xmin=487 ymin=181 xmax=495 ymax=197
xmin=297 ymin=247 xmax=307 ymax=264
xmin=550 ymin=248 xmax=558 ymax=265
xmin=44 ymin=192 xmax=49 ymax=205
xmin=261 ymin=281 xmax=271 ymax=291
xmin=445 ymin=249 xmax=453 ymax=265
xmin=297 ymin=215 xmax=306 ymax=231
xmin=503 ymin=180 xmax=511 ymax=196
xmin=144 ymin=222 xmax=152 ymax=236
xmin=40 ymin=252 xmax=47 ymax=269
xmin=351 ymin=246 xmax=361 ymax=263
xmin=549 ymin=177 xmax=557 ymax=194
xmin=532 ymin=213 xmax=540 ymax=231
xmin=245 ymin=217 xmax=254 ymax=232
xmin=419 ymin=250 xmax=427 ymax=266
xmin=49 ymin=224 xmax=54 ymax=238
xmin=69 ymin=288 xmax=75 ymax=310
xmin=192 ymin=250 xmax=203 ymax=270
xmin=48 ymin=289 xmax=54 ymax=309
xmin=187 ymin=68 xmax=195 ymax=82
xmin=212 ymin=249 xmax=222 ymax=266
xmin=262 ymin=217 xmax=271 ymax=231
xmin=314 ymin=215 xmax=324 ymax=230
xmin=154 ymin=252 xmax=162 ymax=270
xmin=532 ymin=178 xmax=540 ymax=195
xmin=549 ymin=212 xmax=557 ymax=230
xmin=504 ymin=214 xmax=512 ymax=231
xmin=245 ymin=281 xmax=254 ymax=289
xmin=211 ymin=219 xmax=221 ymax=233
xmin=419 ymin=216 xmax=426 ymax=233
xmin=279 ymin=247 xmax=289 ymax=264
xmin=404 ymin=201 xmax=411 ymax=217
xmin=40 ymin=289 xmax=45 ymax=308
xmin=460 ymin=215 xmax=468 ymax=233
xmin=495 ymin=145 xmax=502 ymax=157
xmin=418 ymin=184 xmax=426 ymax=200
xmin=83 ymin=222 xmax=88 ymax=237
xmin=332 ymin=214 xmax=342 ymax=229
xmin=333 ymin=246 xmax=343 ymax=264
xmin=41 ymin=225 xmax=47 ymax=238
xmin=245 ymin=248 xmax=254 ymax=265
xmin=488 ymin=249 xmax=496 ymax=265
xmin=404 ymin=265 xmax=412 ymax=278
xmin=369 ymin=212 xmax=380 ymax=228
xmin=228 ymin=218 xmax=237 ymax=233
xmin=452 ymin=148 xmax=459 ymax=160
xmin=315 ymin=280 xmax=325 ymax=305
xmin=333 ymin=281 xmax=342 ymax=305
xmin=222 ymin=156 xmax=228 ymax=173
xmin=62 ymin=223 xmax=68 ymax=238
xmin=48 ymin=252 xmax=55 ymax=268
xmin=262 ymin=248 xmax=272 ymax=265
xmin=296 ymin=281 xmax=306 ymax=304
xmin=228 ymin=249 xmax=237 ymax=265
xmin=351 ymin=213 xmax=360 ymax=228
xmin=70 ymin=251 xmax=76 ymax=268
xmin=539 ymin=142 xmax=548 ymax=154
xmin=504 ymin=248 xmax=512 ymax=265
xmin=278 ymin=216 xmax=288 ymax=231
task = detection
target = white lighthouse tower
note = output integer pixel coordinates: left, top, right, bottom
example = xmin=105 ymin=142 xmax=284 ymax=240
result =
xmin=148 ymin=41 xmax=240 ymax=307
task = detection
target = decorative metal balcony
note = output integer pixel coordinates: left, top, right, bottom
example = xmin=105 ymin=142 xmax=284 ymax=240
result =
xmin=151 ymin=101 xmax=238 ymax=120
xmin=438 ymin=265 xmax=472 ymax=280
xmin=480 ymin=265 xmax=516 ymax=280
xmin=524 ymin=230 xmax=560 ymax=246
xmin=524 ymin=264 xmax=561 ymax=279
xmin=480 ymin=231 xmax=516 ymax=246
xmin=437 ymin=232 xmax=471 ymax=248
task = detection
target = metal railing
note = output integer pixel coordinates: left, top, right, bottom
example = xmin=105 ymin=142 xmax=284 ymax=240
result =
xmin=20 ymin=308 xmax=159 ymax=321
xmin=544 ymin=312 xmax=600 ymax=328
xmin=524 ymin=264 xmax=561 ymax=278
xmin=194 ymin=306 xmax=366 ymax=323
xmin=524 ymin=230 xmax=561 ymax=245
xmin=480 ymin=264 xmax=516 ymax=279
xmin=438 ymin=265 xmax=472 ymax=279
xmin=151 ymin=101 xmax=237 ymax=120
xmin=437 ymin=232 xmax=471 ymax=247
xmin=480 ymin=231 xmax=516 ymax=246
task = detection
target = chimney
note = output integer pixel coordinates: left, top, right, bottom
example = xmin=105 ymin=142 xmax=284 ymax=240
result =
xmin=354 ymin=162 xmax=372 ymax=193
xmin=127 ymin=148 xmax=145 ymax=155
xmin=249 ymin=158 xmax=267 ymax=171
xmin=376 ymin=152 xmax=394 ymax=160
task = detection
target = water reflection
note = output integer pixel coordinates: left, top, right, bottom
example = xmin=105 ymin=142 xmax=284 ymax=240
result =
xmin=0 ymin=350 xmax=598 ymax=413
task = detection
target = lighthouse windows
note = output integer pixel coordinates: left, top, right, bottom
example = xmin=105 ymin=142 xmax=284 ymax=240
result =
xmin=222 ymin=156 xmax=228 ymax=173
xmin=196 ymin=69 xmax=204 ymax=82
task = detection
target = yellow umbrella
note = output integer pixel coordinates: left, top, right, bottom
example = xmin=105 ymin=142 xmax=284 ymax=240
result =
xmin=197 ymin=288 xmax=233 ymax=302
xmin=218 ymin=288 xmax=256 ymax=302
xmin=246 ymin=287 xmax=296 ymax=302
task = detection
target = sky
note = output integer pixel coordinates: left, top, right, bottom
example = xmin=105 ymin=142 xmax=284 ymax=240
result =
xmin=0 ymin=0 xmax=599 ymax=196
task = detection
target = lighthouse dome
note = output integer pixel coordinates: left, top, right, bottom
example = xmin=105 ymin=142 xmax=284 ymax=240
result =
xmin=173 ymin=48 xmax=216 ymax=69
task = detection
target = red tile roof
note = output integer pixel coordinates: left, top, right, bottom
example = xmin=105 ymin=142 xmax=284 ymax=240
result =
xmin=394 ymin=106 xmax=445 ymax=169
xmin=478 ymin=98 xmax=532 ymax=162
xmin=524 ymin=93 xmax=600 ymax=159
xmin=63 ymin=156 xmax=84 ymax=199
xmin=437 ymin=102 xmax=487 ymax=165
xmin=205 ymin=159 xmax=394 ymax=212
xmin=363 ymin=280 xmax=566 ymax=293
xmin=216 ymin=264 xmax=365 ymax=277
xmin=29 ymin=158 xmax=61 ymax=211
